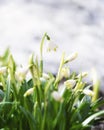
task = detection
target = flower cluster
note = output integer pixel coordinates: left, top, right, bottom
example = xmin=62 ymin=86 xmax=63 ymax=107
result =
xmin=0 ymin=33 xmax=104 ymax=130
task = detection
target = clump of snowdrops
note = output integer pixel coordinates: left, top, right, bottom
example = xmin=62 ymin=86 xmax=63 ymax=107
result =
xmin=0 ymin=33 xmax=104 ymax=130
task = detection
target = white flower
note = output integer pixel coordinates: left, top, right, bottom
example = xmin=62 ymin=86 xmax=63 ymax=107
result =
xmin=40 ymin=77 xmax=47 ymax=84
xmin=43 ymin=73 xmax=50 ymax=79
xmin=40 ymin=73 xmax=50 ymax=84
xmin=52 ymin=91 xmax=62 ymax=102
xmin=52 ymin=85 xmax=65 ymax=102
xmin=15 ymin=67 xmax=29 ymax=82
xmin=77 ymin=72 xmax=88 ymax=78
xmin=83 ymin=89 xmax=94 ymax=97
xmin=64 ymin=52 xmax=78 ymax=63
xmin=47 ymin=42 xmax=58 ymax=52
xmin=24 ymin=88 xmax=34 ymax=97
xmin=0 ymin=66 xmax=7 ymax=74
xmin=59 ymin=66 xmax=70 ymax=80
xmin=64 ymin=79 xmax=76 ymax=89
xmin=40 ymin=77 xmax=46 ymax=81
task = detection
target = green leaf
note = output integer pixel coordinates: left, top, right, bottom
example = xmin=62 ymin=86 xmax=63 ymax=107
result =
xmin=70 ymin=96 xmax=91 ymax=123
xmin=82 ymin=110 xmax=104 ymax=126
xmin=91 ymin=98 xmax=104 ymax=110
xmin=19 ymin=106 xmax=36 ymax=130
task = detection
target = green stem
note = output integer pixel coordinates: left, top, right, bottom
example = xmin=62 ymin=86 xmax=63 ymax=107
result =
xmin=54 ymin=52 xmax=65 ymax=87
xmin=40 ymin=33 xmax=47 ymax=77
xmin=53 ymin=103 xmax=63 ymax=128
xmin=41 ymin=102 xmax=47 ymax=130
xmin=41 ymin=78 xmax=55 ymax=130
xmin=0 ymin=75 xmax=6 ymax=90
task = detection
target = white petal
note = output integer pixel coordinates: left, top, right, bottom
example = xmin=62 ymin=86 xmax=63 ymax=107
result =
xmin=58 ymin=85 xmax=66 ymax=96
xmin=15 ymin=67 xmax=29 ymax=82
xmin=59 ymin=66 xmax=70 ymax=80
xmin=52 ymin=91 xmax=62 ymax=102
xmin=43 ymin=73 xmax=50 ymax=79
xmin=47 ymin=42 xmax=58 ymax=52
xmin=0 ymin=66 xmax=7 ymax=74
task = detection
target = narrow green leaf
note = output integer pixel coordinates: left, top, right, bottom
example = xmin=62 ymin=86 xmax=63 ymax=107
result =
xmin=82 ymin=110 xmax=104 ymax=126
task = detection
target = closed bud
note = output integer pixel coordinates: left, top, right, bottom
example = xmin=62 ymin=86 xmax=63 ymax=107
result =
xmin=51 ymin=91 xmax=63 ymax=102
xmin=64 ymin=52 xmax=78 ymax=63
xmin=24 ymin=88 xmax=34 ymax=97
xmin=59 ymin=66 xmax=70 ymax=80
xmin=52 ymin=85 xmax=65 ymax=102
xmin=15 ymin=67 xmax=28 ymax=82
xmin=64 ymin=79 xmax=76 ymax=89
xmin=77 ymin=72 xmax=88 ymax=78
xmin=29 ymin=54 xmax=34 ymax=66
xmin=43 ymin=73 xmax=50 ymax=79
xmin=83 ymin=89 xmax=94 ymax=97
xmin=0 ymin=66 xmax=7 ymax=74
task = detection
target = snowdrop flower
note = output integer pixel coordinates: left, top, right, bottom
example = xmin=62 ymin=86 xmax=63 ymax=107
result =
xmin=77 ymin=72 xmax=88 ymax=78
xmin=59 ymin=66 xmax=70 ymax=80
xmin=83 ymin=89 xmax=94 ymax=97
xmin=15 ymin=67 xmax=29 ymax=82
xmin=0 ymin=66 xmax=7 ymax=74
xmin=43 ymin=73 xmax=50 ymax=80
xmin=64 ymin=52 xmax=78 ymax=63
xmin=40 ymin=77 xmax=46 ymax=82
xmin=64 ymin=79 xmax=76 ymax=89
xmin=52 ymin=85 xmax=65 ymax=102
xmin=47 ymin=42 xmax=58 ymax=52
xmin=40 ymin=73 xmax=50 ymax=84
xmin=40 ymin=77 xmax=47 ymax=86
xmin=52 ymin=91 xmax=62 ymax=102
xmin=24 ymin=88 xmax=34 ymax=97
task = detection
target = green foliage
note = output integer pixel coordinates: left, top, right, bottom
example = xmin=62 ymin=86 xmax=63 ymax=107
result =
xmin=0 ymin=33 xmax=104 ymax=130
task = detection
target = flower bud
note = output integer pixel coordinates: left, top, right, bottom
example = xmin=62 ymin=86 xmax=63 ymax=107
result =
xmin=52 ymin=85 xmax=65 ymax=102
xmin=15 ymin=67 xmax=28 ymax=82
xmin=83 ymin=89 xmax=94 ymax=97
xmin=51 ymin=91 xmax=63 ymax=102
xmin=64 ymin=52 xmax=78 ymax=63
xmin=43 ymin=73 xmax=50 ymax=79
xmin=77 ymin=72 xmax=88 ymax=78
xmin=64 ymin=79 xmax=76 ymax=89
xmin=24 ymin=88 xmax=34 ymax=97
xmin=0 ymin=66 xmax=7 ymax=74
xmin=40 ymin=77 xmax=47 ymax=86
xmin=91 ymin=68 xmax=100 ymax=102
xmin=59 ymin=66 xmax=70 ymax=80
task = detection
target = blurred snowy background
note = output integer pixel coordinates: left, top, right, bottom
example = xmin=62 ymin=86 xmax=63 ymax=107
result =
xmin=0 ymin=0 xmax=104 ymax=91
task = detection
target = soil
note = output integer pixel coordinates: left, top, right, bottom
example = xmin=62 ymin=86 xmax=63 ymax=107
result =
xmin=92 ymin=124 xmax=104 ymax=130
